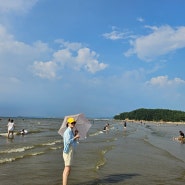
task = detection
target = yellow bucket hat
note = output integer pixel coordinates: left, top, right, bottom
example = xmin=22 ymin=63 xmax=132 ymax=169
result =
xmin=67 ymin=117 xmax=76 ymax=124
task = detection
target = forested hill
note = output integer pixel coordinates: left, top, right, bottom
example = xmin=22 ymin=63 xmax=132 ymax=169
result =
xmin=114 ymin=108 xmax=185 ymax=122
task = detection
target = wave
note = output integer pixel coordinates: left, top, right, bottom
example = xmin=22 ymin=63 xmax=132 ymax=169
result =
xmin=26 ymin=151 xmax=45 ymax=156
xmin=96 ymin=154 xmax=107 ymax=170
xmin=0 ymin=151 xmax=45 ymax=164
xmin=0 ymin=139 xmax=61 ymax=156
xmin=0 ymin=140 xmax=61 ymax=164
xmin=89 ymin=130 xmax=104 ymax=137
xmin=95 ymin=146 xmax=113 ymax=170
xmin=49 ymin=146 xmax=62 ymax=150
xmin=0 ymin=132 xmax=8 ymax=137
xmin=0 ymin=146 xmax=34 ymax=154
xmin=0 ymin=156 xmax=24 ymax=164
xmin=41 ymin=140 xmax=61 ymax=146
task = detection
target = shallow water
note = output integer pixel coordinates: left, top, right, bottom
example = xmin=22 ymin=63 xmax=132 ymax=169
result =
xmin=0 ymin=118 xmax=185 ymax=185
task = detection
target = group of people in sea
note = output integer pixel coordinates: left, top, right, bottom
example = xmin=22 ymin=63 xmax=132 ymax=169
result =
xmin=7 ymin=118 xmax=28 ymax=139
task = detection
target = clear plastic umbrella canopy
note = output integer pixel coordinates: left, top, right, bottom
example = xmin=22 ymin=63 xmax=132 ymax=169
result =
xmin=58 ymin=113 xmax=92 ymax=140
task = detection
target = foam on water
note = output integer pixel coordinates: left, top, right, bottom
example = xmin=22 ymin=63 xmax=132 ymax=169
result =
xmin=0 ymin=146 xmax=34 ymax=154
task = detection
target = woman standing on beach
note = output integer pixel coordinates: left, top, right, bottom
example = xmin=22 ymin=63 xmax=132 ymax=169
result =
xmin=62 ymin=117 xmax=80 ymax=185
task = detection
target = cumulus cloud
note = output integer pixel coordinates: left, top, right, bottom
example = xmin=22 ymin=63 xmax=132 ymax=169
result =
xmin=0 ymin=24 xmax=51 ymax=55
xmin=0 ymin=0 xmax=38 ymax=14
xmin=0 ymin=23 xmax=107 ymax=80
xmin=124 ymin=25 xmax=185 ymax=61
xmin=76 ymin=48 xmax=107 ymax=73
xmin=0 ymin=23 xmax=52 ymax=83
xmin=146 ymin=75 xmax=185 ymax=87
xmin=32 ymin=40 xmax=108 ymax=79
xmin=32 ymin=61 xmax=58 ymax=79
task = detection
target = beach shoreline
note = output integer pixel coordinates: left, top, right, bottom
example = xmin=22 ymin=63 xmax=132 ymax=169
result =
xmin=118 ymin=119 xmax=185 ymax=125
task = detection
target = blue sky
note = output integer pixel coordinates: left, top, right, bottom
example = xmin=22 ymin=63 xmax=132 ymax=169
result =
xmin=0 ymin=0 xmax=185 ymax=118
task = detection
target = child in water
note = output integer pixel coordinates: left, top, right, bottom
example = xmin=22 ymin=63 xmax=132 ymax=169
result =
xmin=173 ymin=130 xmax=185 ymax=143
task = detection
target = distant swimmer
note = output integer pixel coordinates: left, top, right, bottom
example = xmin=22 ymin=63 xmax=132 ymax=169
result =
xmin=174 ymin=130 xmax=185 ymax=143
xmin=124 ymin=121 xmax=127 ymax=129
xmin=103 ymin=123 xmax=110 ymax=132
xmin=20 ymin=129 xmax=28 ymax=135
xmin=178 ymin=130 xmax=185 ymax=143
xmin=7 ymin=119 xmax=15 ymax=139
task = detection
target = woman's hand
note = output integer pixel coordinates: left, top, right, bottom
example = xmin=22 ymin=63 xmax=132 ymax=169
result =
xmin=75 ymin=134 xmax=80 ymax=139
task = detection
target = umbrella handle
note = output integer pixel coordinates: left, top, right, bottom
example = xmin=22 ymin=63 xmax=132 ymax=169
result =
xmin=73 ymin=127 xmax=80 ymax=142
xmin=73 ymin=126 xmax=79 ymax=136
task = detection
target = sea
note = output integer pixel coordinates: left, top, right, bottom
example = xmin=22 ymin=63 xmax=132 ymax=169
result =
xmin=0 ymin=117 xmax=185 ymax=185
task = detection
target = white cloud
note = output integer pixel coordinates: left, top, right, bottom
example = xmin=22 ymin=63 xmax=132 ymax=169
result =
xmin=55 ymin=40 xmax=108 ymax=74
xmin=0 ymin=23 xmax=107 ymax=80
xmin=0 ymin=23 xmax=52 ymax=83
xmin=124 ymin=25 xmax=185 ymax=61
xmin=32 ymin=61 xmax=58 ymax=79
xmin=32 ymin=41 xmax=108 ymax=79
xmin=0 ymin=24 xmax=13 ymax=41
xmin=0 ymin=0 xmax=38 ymax=14
xmin=76 ymin=48 xmax=107 ymax=73
xmin=53 ymin=49 xmax=72 ymax=65
xmin=103 ymin=30 xmax=127 ymax=40
xmin=55 ymin=39 xmax=83 ymax=51
xmin=137 ymin=17 xmax=144 ymax=22
xmin=146 ymin=75 xmax=185 ymax=87
xmin=102 ymin=27 xmax=135 ymax=40
xmin=0 ymin=24 xmax=51 ymax=56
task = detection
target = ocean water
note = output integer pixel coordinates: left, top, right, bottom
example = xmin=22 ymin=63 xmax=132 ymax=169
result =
xmin=0 ymin=118 xmax=185 ymax=185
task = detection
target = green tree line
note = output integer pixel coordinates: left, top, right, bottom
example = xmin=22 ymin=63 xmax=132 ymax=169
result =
xmin=114 ymin=108 xmax=185 ymax=122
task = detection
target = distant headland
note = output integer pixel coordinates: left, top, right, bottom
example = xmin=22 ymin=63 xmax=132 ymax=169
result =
xmin=114 ymin=108 xmax=185 ymax=122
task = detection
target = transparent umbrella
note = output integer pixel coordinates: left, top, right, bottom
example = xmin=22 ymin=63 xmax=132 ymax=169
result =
xmin=58 ymin=113 xmax=92 ymax=140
